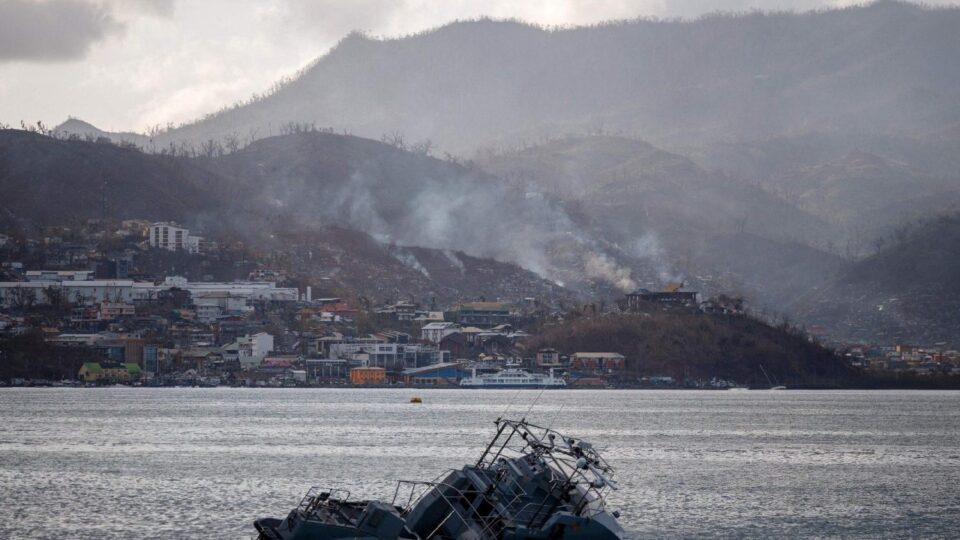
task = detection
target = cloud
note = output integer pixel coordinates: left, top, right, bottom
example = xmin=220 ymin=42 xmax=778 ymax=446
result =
xmin=0 ymin=0 xmax=175 ymax=63
xmin=0 ymin=0 xmax=123 ymax=62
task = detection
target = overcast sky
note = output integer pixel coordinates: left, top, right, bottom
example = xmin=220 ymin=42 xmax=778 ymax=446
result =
xmin=1 ymin=0 xmax=956 ymax=133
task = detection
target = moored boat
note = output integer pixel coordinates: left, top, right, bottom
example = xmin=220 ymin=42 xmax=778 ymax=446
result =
xmin=459 ymin=368 xmax=566 ymax=389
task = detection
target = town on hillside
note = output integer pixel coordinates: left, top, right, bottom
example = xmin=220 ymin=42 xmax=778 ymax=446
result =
xmin=1 ymin=219 xmax=957 ymax=388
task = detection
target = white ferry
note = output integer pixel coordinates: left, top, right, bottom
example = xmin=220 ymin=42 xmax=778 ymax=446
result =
xmin=460 ymin=368 xmax=566 ymax=389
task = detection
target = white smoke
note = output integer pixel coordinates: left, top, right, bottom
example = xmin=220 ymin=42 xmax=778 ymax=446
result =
xmin=443 ymin=249 xmax=465 ymax=274
xmin=389 ymin=246 xmax=430 ymax=278
xmin=584 ymin=252 xmax=637 ymax=292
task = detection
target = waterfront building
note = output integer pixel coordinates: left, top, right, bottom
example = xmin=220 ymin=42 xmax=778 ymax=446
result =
xmin=571 ymin=352 xmax=626 ymax=371
xmin=349 ymin=366 xmax=386 ymax=385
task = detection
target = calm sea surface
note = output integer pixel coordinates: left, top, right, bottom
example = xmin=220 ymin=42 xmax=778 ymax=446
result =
xmin=1 ymin=388 xmax=959 ymax=539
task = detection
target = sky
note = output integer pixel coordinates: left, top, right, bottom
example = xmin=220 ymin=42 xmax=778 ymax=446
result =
xmin=1 ymin=0 xmax=957 ymax=133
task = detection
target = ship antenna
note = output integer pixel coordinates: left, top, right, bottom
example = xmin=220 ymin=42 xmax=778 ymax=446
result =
xmin=498 ymin=387 xmax=524 ymax=422
xmin=520 ymin=383 xmax=548 ymax=422
xmin=545 ymin=403 xmax=565 ymax=434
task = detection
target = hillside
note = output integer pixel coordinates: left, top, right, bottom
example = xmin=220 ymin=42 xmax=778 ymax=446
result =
xmin=523 ymin=311 xmax=854 ymax=387
xmin=268 ymin=226 xmax=572 ymax=305
xmin=201 ymin=131 xmax=643 ymax=295
xmin=69 ymin=2 xmax=960 ymax=155
xmin=477 ymin=135 xmax=846 ymax=310
xmin=765 ymin=151 xmax=959 ymax=236
xmin=0 ymin=130 xmax=221 ymax=230
xmin=797 ymin=214 xmax=960 ymax=344
xmin=0 ymin=130 xmax=574 ymax=304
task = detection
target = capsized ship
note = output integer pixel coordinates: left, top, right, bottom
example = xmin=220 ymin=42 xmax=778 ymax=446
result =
xmin=254 ymin=418 xmax=624 ymax=539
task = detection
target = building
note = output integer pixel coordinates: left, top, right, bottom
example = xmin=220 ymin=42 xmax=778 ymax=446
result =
xmin=571 ymin=352 xmax=626 ymax=371
xmin=421 ymin=322 xmax=459 ymax=344
xmin=192 ymin=291 xmax=252 ymax=322
xmin=163 ymin=276 xmax=298 ymax=303
xmin=223 ymin=332 xmax=274 ymax=369
xmin=99 ymin=301 xmax=136 ymax=320
xmin=25 ymin=270 xmax=94 ymax=282
xmin=536 ymin=348 xmax=562 ymax=367
xmin=149 ymin=222 xmax=204 ymax=253
xmin=401 ymin=362 xmax=464 ymax=385
xmin=78 ymin=362 xmax=142 ymax=383
xmin=143 ymin=344 xmax=159 ymax=374
xmin=455 ymin=302 xmax=512 ymax=327
xmin=625 ymin=282 xmax=699 ymax=309
xmin=349 ymin=366 xmax=386 ymax=385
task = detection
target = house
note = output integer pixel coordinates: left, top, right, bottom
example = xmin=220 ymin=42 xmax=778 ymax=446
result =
xmin=625 ymin=282 xmax=699 ymax=309
xmin=99 ymin=301 xmax=136 ymax=320
xmin=349 ymin=366 xmax=386 ymax=385
xmin=421 ymin=321 xmax=459 ymax=344
xmin=78 ymin=362 xmax=142 ymax=383
xmin=223 ymin=332 xmax=274 ymax=369
xmin=536 ymin=348 xmax=562 ymax=367
xmin=571 ymin=352 xmax=626 ymax=371
xmin=455 ymin=302 xmax=512 ymax=327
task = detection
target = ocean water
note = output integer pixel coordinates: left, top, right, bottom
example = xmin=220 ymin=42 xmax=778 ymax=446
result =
xmin=1 ymin=388 xmax=958 ymax=539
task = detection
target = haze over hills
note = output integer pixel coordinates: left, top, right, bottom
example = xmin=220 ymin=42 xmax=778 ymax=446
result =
xmin=0 ymin=130 xmax=571 ymax=304
xmin=57 ymin=1 xmax=960 ymax=156
xmin=796 ymin=214 xmax=960 ymax=344
xmin=32 ymin=1 xmax=960 ymax=344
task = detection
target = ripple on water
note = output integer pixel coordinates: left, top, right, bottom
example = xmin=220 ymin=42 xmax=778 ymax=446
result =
xmin=1 ymin=388 xmax=959 ymax=539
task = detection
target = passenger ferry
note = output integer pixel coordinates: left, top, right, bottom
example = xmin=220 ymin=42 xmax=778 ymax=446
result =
xmin=459 ymin=368 xmax=566 ymax=388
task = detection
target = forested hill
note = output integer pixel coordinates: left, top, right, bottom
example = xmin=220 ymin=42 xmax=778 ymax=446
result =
xmin=523 ymin=311 xmax=854 ymax=387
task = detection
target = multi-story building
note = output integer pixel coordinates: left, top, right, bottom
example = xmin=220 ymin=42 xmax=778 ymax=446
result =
xmin=455 ymin=302 xmax=512 ymax=327
xmin=149 ymin=222 xmax=203 ymax=253
xmin=223 ymin=332 xmax=274 ymax=369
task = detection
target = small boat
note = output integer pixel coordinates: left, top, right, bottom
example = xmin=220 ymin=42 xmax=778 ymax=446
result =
xmin=409 ymin=396 xmax=422 ymax=404
xmin=460 ymin=368 xmax=566 ymax=389
xmin=254 ymin=418 xmax=625 ymax=539
xmin=759 ymin=364 xmax=787 ymax=390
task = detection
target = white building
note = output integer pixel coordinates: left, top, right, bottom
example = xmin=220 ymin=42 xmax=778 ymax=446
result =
xmin=26 ymin=270 xmax=94 ymax=282
xmin=163 ymin=277 xmax=298 ymax=302
xmin=421 ymin=322 xmax=460 ymax=344
xmin=0 ymin=280 xmax=162 ymax=307
xmin=223 ymin=332 xmax=274 ymax=369
xmin=192 ymin=291 xmax=252 ymax=322
xmin=150 ymin=222 xmax=203 ymax=254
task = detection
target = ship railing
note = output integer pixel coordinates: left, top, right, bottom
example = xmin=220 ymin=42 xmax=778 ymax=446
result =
xmin=295 ymin=486 xmax=354 ymax=523
xmin=391 ymin=479 xmax=508 ymax=540
xmin=474 ymin=420 xmax=617 ymax=517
